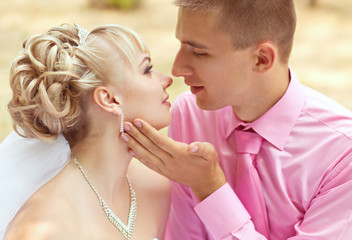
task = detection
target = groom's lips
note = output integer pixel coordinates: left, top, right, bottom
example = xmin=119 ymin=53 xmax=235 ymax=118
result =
xmin=185 ymin=80 xmax=205 ymax=95
xmin=190 ymin=86 xmax=204 ymax=94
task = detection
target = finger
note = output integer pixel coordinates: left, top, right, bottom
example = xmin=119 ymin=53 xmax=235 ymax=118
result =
xmin=122 ymin=121 xmax=172 ymax=161
xmin=187 ymin=142 xmax=218 ymax=161
xmin=132 ymin=119 xmax=185 ymax=154
xmin=120 ymin=131 xmax=166 ymax=170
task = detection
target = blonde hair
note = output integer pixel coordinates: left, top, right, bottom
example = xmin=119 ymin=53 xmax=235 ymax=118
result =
xmin=174 ymin=0 xmax=296 ymax=63
xmin=8 ymin=23 xmax=148 ymax=144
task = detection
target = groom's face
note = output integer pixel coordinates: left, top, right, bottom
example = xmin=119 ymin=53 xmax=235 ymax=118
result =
xmin=172 ymin=7 xmax=255 ymax=111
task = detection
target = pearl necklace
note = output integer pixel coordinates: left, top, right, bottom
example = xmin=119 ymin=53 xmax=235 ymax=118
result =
xmin=74 ymin=157 xmax=137 ymax=239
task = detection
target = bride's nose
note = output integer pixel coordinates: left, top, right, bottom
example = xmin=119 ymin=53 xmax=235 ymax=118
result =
xmin=161 ymin=74 xmax=173 ymax=89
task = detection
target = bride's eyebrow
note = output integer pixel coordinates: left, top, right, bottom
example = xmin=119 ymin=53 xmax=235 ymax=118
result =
xmin=139 ymin=56 xmax=151 ymax=66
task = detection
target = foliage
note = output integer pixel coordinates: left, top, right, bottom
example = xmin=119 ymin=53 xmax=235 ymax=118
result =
xmin=91 ymin=0 xmax=141 ymax=9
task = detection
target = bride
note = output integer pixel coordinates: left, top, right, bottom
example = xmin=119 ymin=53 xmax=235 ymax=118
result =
xmin=1 ymin=23 xmax=172 ymax=239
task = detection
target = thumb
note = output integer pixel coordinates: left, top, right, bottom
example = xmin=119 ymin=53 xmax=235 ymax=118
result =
xmin=188 ymin=142 xmax=218 ymax=161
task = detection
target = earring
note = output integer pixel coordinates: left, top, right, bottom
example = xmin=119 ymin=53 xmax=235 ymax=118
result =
xmin=119 ymin=107 xmax=124 ymax=135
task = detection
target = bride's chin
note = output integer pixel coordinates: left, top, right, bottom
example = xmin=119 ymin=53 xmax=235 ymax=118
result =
xmin=153 ymin=116 xmax=172 ymax=131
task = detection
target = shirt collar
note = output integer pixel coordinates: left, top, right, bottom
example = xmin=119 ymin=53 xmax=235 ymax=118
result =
xmin=222 ymin=68 xmax=306 ymax=150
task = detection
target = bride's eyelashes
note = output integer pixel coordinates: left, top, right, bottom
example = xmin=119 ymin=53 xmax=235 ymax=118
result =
xmin=144 ymin=65 xmax=153 ymax=74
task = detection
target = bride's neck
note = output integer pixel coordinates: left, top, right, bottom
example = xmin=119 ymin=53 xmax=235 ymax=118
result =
xmin=70 ymin=129 xmax=132 ymax=202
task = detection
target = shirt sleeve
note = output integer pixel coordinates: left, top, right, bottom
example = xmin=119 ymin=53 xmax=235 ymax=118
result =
xmin=164 ymin=181 xmax=209 ymax=240
xmin=195 ymin=183 xmax=266 ymax=240
xmin=165 ymin=182 xmax=267 ymax=240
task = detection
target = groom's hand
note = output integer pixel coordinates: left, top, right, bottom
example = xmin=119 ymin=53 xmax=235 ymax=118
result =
xmin=120 ymin=119 xmax=226 ymax=201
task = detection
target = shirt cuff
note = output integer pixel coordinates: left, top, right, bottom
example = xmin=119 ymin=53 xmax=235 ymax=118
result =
xmin=194 ymin=183 xmax=251 ymax=240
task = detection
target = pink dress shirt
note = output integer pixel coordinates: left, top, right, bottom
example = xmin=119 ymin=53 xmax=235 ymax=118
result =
xmin=165 ymin=70 xmax=352 ymax=239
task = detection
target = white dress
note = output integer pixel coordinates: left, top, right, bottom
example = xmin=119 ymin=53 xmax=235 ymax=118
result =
xmin=0 ymin=131 xmax=70 ymax=239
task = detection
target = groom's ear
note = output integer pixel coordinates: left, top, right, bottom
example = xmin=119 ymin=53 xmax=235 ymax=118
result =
xmin=252 ymin=42 xmax=276 ymax=73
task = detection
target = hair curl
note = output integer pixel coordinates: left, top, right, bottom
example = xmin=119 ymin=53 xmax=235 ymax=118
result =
xmin=8 ymin=24 xmax=101 ymax=143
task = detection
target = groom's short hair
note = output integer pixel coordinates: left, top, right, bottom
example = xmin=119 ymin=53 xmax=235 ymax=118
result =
xmin=174 ymin=0 xmax=296 ymax=63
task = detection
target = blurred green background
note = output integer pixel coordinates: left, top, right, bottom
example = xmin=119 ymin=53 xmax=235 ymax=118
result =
xmin=0 ymin=0 xmax=352 ymax=142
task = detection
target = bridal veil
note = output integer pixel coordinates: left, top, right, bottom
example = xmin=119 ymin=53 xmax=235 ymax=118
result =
xmin=0 ymin=131 xmax=70 ymax=239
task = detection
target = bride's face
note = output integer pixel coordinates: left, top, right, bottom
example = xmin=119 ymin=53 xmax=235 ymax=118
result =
xmin=120 ymin=52 xmax=173 ymax=130
xmin=91 ymin=34 xmax=173 ymax=130
xmin=101 ymin=43 xmax=173 ymax=130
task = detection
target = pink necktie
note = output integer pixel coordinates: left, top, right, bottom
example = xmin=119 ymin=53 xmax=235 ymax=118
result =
xmin=234 ymin=129 xmax=269 ymax=238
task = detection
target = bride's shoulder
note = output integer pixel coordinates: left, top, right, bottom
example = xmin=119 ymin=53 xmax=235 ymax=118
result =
xmin=4 ymin=201 xmax=68 ymax=240
xmin=5 ymin=219 xmax=64 ymax=240
xmin=4 ymin=170 xmax=75 ymax=240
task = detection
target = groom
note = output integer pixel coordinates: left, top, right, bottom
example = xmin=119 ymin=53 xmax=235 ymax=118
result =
xmin=121 ymin=0 xmax=352 ymax=239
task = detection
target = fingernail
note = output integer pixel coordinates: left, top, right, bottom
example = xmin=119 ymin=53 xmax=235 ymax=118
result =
xmin=129 ymin=150 xmax=136 ymax=156
xmin=121 ymin=135 xmax=129 ymax=143
xmin=134 ymin=121 xmax=142 ymax=128
xmin=190 ymin=145 xmax=199 ymax=153
xmin=124 ymin=124 xmax=131 ymax=132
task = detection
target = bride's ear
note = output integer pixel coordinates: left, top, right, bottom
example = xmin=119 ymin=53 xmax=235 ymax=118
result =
xmin=93 ymin=86 xmax=121 ymax=114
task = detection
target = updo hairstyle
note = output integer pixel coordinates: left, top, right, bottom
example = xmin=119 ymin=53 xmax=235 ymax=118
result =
xmin=7 ymin=23 xmax=149 ymax=145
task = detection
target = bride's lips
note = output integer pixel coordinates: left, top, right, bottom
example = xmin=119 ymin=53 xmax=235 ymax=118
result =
xmin=162 ymin=95 xmax=171 ymax=107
